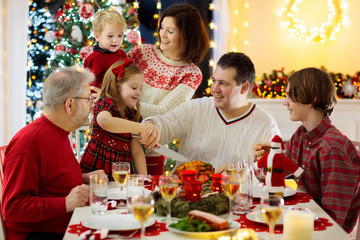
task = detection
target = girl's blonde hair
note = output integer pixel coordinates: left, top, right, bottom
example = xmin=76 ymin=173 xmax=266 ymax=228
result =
xmin=100 ymin=60 xmax=142 ymax=122
xmin=92 ymin=9 xmax=126 ymax=37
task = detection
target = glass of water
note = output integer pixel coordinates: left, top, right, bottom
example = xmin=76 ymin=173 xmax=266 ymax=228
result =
xmin=89 ymin=174 xmax=108 ymax=215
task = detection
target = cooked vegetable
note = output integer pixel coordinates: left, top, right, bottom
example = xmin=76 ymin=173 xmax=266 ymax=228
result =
xmin=169 ymin=216 xmax=212 ymax=232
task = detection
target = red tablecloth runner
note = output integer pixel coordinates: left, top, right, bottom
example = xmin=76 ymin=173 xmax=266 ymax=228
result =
xmin=235 ymin=215 xmax=333 ymax=234
xmin=68 ymin=220 xmax=168 ymax=238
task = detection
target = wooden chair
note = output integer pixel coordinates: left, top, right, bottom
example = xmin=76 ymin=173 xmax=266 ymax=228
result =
xmin=0 ymin=145 xmax=6 ymax=186
xmin=0 ymin=145 xmax=7 ymax=240
xmin=352 ymin=140 xmax=360 ymax=151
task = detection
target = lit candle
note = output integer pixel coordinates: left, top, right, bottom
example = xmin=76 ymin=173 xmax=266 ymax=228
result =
xmin=284 ymin=210 xmax=314 ymax=240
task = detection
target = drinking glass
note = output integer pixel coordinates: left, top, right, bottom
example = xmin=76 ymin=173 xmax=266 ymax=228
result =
xmin=256 ymin=136 xmax=272 ymax=157
xmin=131 ymin=193 xmax=155 ymax=240
xmin=126 ymin=174 xmax=145 ymax=213
xmin=159 ymin=175 xmax=178 ymax=223
xmin=260 ymin=196 xmax=284 ymax=240
xmin=89 ymin=174 xmax=108 ymax=215
xmin=221 ymin=172 xmax=241 ymax=220
xmin=112 ymin=162 xmax=130 ymax=191
xmin=112 ymin=162 xmax=130 ymax=207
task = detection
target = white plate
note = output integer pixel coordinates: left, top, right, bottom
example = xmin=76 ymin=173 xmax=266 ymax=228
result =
xmin=252 ymin=185 xmax=296 ymax=198
xmin=166 ymin=220 xmax=240 ymax=239
xmin=246 ymin=209 xmax=285 ymax=225
xmin=82 ymin=214 xmax=155 ymax=231
xmin=108 ymin=188 xmax=152 ymax=200
xmin=245 ymin=208 xmax=317 ymax=225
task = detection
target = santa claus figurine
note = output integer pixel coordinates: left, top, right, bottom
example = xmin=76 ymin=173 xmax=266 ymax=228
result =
xmin=254 ymin=135 xmax=303 ymax=197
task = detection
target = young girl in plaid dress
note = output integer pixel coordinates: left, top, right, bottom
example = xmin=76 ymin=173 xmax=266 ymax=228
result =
xmin=80 ymin=59 xmax=157 ymax=180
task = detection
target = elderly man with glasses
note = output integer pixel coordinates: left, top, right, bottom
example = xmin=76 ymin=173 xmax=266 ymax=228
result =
xmin=2 ymin=67 xmax=104 ymax=240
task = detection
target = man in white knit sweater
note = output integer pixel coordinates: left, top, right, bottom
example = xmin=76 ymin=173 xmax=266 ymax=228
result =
xmin=145 ymin=52 xmax=280 ymax=172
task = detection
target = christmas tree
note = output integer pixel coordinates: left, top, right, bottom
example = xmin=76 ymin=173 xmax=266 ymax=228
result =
xmin=48 ymin=0 xmax=141 ymax=72
xmin=27 ymin=0 xmax=56 ymax=124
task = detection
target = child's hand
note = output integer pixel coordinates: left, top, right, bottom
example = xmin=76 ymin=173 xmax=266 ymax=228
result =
xmin=90 ymin=86 xmax=100 ymax=103
xmin=139 ymin=122 xmax=160 ymax=148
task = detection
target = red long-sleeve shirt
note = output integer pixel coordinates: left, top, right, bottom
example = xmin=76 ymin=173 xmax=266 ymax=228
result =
xmin=1 ymin=115 xmax=83 ymax=239
xmin=84 ymin=46 xmax=127 ymax=89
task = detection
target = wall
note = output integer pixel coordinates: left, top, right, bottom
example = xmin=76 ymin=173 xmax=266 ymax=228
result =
xmin=252 ymin=99 xmax=360 ymax=141
xmin=214 ymin=0 xmax=360 ymax=75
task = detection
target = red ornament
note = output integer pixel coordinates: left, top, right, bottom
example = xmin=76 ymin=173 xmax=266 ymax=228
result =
xmin=55 ymin=9 xmax=64 ymax=22
xmin=67 ymin=48 xmax=78 ymax=55
xmin=55 ymin=30 xmax=63 ymax=38
xmin=80 ymin=46 xmax=93 ymax=59
xmin=64 ymin=3 xmax=72 ymax=10
xmin=79 ymin=3 xmax=95 ymax=19
xmin=126 ymin=30 xmax=140 ymax=44
xmin=54 ymin=44 xmax=67 ymax=55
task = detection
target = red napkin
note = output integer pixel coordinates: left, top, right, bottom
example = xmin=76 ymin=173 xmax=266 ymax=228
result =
xmin=234 ymin=215 xmax=333 ymax=234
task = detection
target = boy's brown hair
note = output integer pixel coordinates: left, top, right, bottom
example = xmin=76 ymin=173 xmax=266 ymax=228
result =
xmin=287 ymin=67 xmax=337 ymax=115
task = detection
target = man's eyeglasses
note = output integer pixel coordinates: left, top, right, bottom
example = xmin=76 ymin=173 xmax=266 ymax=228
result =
xmin=73 ymin=95 xmax=94 ymax=104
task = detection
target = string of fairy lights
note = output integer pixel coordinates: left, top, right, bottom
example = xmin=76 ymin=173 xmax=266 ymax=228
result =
xmin=279 ymin=0 xmax=349 ymax=44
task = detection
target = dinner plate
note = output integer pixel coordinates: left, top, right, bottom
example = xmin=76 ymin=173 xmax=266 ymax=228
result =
xmin=166 ymin=220 xmax=240 ymax=239
xmin=107 ymin=188 xmax=152 ymax=200
xmin=82 ymin=214 xmax=155 ymax=231
xmin=245 ymin=208 xmax=317 ymax=225
xmin=252 ymin=185 xmax=296 ymax=198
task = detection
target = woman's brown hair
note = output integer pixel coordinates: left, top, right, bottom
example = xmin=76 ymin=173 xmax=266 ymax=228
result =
xmin=287 ymin=67 xmax=337 ymax=115
xmin=100 ymin=60 xmax=142 ymax=122
xmin=157 ymin=4 xmax=209 ymax=63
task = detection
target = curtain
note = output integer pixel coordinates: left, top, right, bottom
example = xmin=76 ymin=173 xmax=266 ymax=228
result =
xmin=0 ymin=0 xmax=29 ymax=145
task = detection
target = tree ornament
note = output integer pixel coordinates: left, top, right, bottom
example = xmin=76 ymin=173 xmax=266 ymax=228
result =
xmin=79 ymin=3 xmax=95 ymax=19
xmin=67 ymin=47 xmax=78 ymax=55
xmin=64 ymin=3 xmax=72 ymax=10
xmin=126 ymin=29 xmax=140 ymax=44
xmin=71 ymin=25 xmax=83 ymax=42
xmin=80 ymin=46 xmax=93 ymax=59
xmin=55 ymin=9 xmax=64 ymax=23
xmin=44 ymin=30 xmax=56 ymax=43
xmin=54 ymin=44 xmax=67 ymax=55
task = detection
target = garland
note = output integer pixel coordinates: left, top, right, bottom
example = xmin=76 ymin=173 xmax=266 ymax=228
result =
xmin=252 ymin=68 xmax=360 ymax=99
xmin=281 ymin=0 xmax=348 ymax=43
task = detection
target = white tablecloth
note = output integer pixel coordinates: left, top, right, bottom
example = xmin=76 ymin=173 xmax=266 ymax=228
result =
xmin=63 ymin=198 xmax=351 ymax=240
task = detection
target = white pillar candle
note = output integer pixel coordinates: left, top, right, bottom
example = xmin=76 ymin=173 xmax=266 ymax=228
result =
xmin=284 ymin=210 xmax=314 ymax=240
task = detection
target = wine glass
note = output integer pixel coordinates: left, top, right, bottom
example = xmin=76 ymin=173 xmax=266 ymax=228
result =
xmin=112 ymin=162 xmax=130 ymax=190
xmin=112 ymin=162 xmax=130 ymax=207
xmin=159 ymin=175 xmax=178 ymax=223
xmin=131 ymin=192 xmax=155 ymax=240
xmin=260 ymin=196 xmax=284 ymax=240
xmin=222 ymin=172 xmax=241 ymax=220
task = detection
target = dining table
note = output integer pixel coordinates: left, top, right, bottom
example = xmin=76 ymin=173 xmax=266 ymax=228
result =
xmin=63 ymin=182 xmax=351 ymax=240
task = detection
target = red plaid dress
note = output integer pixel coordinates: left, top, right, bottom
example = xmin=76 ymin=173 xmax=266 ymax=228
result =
xmin=284 ymin=115 xmax=360 ymax=233
xmin=80 ymin=98 xmax=138 ymax=180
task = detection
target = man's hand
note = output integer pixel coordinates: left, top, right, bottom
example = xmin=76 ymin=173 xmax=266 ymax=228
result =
xmin=65 ymin=184 xmax=90 ymax=213
xmin=90 ymin=86 xmax=100 ymax=103
xmin=139 ymin=121 xmax=160 ymax=148
xmin=82 ymin=169 xmax=107 ymax=184
xmin=252 ymin=144 xmax=265 ymax=160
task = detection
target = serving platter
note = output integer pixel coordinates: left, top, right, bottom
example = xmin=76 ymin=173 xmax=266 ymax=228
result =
xmin=166 ymin=220 xmax=240 ymax=239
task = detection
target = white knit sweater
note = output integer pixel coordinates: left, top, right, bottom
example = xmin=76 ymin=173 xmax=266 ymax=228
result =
xmin=148 ymin=97 xmax=281 ymax=172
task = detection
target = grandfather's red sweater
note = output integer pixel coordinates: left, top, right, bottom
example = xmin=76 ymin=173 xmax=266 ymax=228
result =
xmin=1 ymin=115 xmax=83 ymax=239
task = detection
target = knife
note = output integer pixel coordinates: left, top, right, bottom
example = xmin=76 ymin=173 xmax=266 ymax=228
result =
xmin=153 ymin=145 xmax=188 ymax=163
